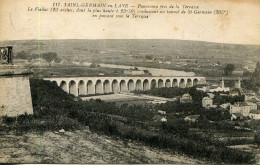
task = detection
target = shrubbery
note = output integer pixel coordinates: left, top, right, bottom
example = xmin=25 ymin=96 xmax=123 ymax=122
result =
xmin=0 ymin=78 xmax=255 ymax=164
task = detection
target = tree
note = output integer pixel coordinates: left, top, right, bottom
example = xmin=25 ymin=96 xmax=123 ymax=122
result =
xmin=16 ymin=51 xmax=27 ymax=59
xmin=224 ymin=63 xmax=235 ymax=75
xmin=254 ymin=133 xmax=260 ymax=147
xmin=54 ymin=57 xmax=62 ymax=63
xmin=41 ymin=52 xmax=58 ymax=62
xmin=146 ymin=55 xmax=153 ymax=60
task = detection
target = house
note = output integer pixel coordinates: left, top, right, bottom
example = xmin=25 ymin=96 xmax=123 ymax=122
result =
xmin=220 ymin=103 xmax=230 ymax=109
xmin=180 ymin=93 xmax=193 ymax=103
xmin=208 ymin=86 xmax=230 ymax=92
xmin=161 ymin=117 xmax=167 ymax=122
xmin=202 ymin=97 xmax=214 ymax=109
xmin=242 ymin=89 xmax=256 ymax=101
xmin=207 ymin=93 xmax=215 ymax=99
xmin=149 ymin=100 xmax=168 ymax=104
xmin=196 ymin=84 xmax=207 ymax=92
xmin=246 ymin=101 xmax=258 ymax=111
xmin=249 ymin=110 xmax=260 ymax=120
xmin=173 ymin=96 xmax=181 ymax=101
xmin=230 ymin=88 xmax=242 ymax=97
xmin=153 ymin=115 xmax=167 ymax=122
xmin=184 ymin=115 xmax=200 ymax=122
xmin=124 ymin=69 xmax=145 ymax=75
xmin=230 ymin=102 xmax=250 ymax=117
xmin=219 ymin=93 xmax=229 ymax=96
xmin=231 ymin=113 xmax=244 ymax=120
xmin=158 ymin=110 xmax=166 ymax=115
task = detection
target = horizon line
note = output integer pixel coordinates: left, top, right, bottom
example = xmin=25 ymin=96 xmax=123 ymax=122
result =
xmin=1 ymin=39 xmax=260 ymax=46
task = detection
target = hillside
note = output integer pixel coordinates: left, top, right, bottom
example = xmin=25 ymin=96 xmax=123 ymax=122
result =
xmin=0 ymin=39 xmax=259 ymax=64
xmin=0 ymin=130 xmax=203 ymax=164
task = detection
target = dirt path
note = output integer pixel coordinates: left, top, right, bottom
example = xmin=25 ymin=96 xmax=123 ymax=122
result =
xmin=0 ymin=130 xmax=203 ymax=164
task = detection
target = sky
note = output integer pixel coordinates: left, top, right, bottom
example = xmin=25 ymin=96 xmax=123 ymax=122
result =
xmin=0 ymin=0 xmax=260 ymax=45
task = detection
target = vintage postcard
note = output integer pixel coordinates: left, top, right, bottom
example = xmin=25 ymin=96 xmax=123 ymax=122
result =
xmin=0 ymin=0 xmax=260 ymax=164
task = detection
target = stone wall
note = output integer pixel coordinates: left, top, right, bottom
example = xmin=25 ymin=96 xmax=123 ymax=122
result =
xmin=0 ymin=75 xmax=33 ymax=117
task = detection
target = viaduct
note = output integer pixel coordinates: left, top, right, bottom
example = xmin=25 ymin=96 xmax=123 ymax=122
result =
xmin=44 ymin=76 xmax=205 ymax=96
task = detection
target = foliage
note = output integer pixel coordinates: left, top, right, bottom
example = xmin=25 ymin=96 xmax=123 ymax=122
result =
xmin=16 ymin=51 xmax=28 ymax=59
xmin=134 ymin=87 xmax=207 ymax=103
xmin=41 ymin=52 xmax=58 ymax=62
xmin=251 ymin=62 xmax=260 ymax=86
xmin=15 ymin=51 xmax=61 ymax=63
xmin=0 ymin=79 xmax=255 ymax=163
xmin=224 ymin=63 xmax=235 ymax=75
xmin=2 ymin=115 xmax=17 ymax=125
xmin=254 ymin=133 xmax=260 ymax=147
xmin=213 ymin=93 xmax=244 ymax=105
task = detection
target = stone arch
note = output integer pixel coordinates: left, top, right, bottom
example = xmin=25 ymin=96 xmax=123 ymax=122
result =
xmin=78 ymin=80 xmax=86 ymax=96
xmin=103 ymin=80 xmax=111 ymax=93
xmin=172 ymin=79 xmax=178 ymax=87
xmin=120 ymin=80 xmax=128 ymax=92
xmin=69 ymin=80 xmax=77 ymax=96
xmin=158 ymin=79 xmax=164 ymax=88
xmin=136 ymin=79 xmax=142 ymax=91
xmin=186 ymin=78 xmax=193 ymax=87
xmin=128 ymin=79 xmax=135 ymax=91
xmin=193 ymin=78 xmax=198 ymax=86
xmin=60 ymin=81 xmax=68 ymax=93
xmin=150 ymin=79 xmax=157 ymax=90
xmin=87 ymin=80 xmax=95 ymax=95
xmin=112 ymin=79 xmax=120 ymax=93
xmin=165 ymin=79 xmax=171 ymax=88
xmin=179 ymin=78 xmax=185 ymax=88
xmin=143 ymin=79 xmax=150 ymax=91
xmin=52 ymin=81 xmax=58 ymax=86
xmin=95 ymin=80 xmax=103 ymax=94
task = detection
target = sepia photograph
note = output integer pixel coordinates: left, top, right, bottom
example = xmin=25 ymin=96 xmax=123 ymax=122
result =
xmin=0 ymin=0 xmax=260 ymax=164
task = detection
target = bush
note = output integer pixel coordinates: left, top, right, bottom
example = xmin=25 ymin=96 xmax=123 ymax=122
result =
xmin=17 ymin=78 xmax=254 ymax=163
xmin=2 ymin=116 xmax=16 ymax=125
xmin=17 ymin=113 xmax=34 ymax=125
xmin=254 ymin=133 xmax=260 ymax=147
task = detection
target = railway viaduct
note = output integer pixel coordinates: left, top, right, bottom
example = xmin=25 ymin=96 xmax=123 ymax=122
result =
xmin=44 ymin=76 xmax=206 ymax=96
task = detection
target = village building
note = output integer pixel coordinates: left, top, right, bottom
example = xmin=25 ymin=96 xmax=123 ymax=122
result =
xmin=220 ymin=103 xmax=230 ymax=109
xmin=184 ymin=115 xmax=200 ymax=122
xmin=153 ymin=115 xmax=167 ymax=122
xmin=157 ymin=110 xmax=166 ymax=115
xmin=231 ymin=113 xmax=244 ymax=120
xmin=230 ymin=88 xmax=242 ymax=97
xmin=243 ymin=90 xmax=256 ymax=101
xmin=249 ymin=110 xmax=260 ymax=120
xmin=124 ymin=69 xmax=145 ymax=75
xmin=230 ymin=102 xmax=250 ymax=117
xmin=180 ymin=93 xmax=193 ymax=103
xmin=246 ymin=101 xmax=258 ymax=111
xmin=219 ymin=93 xmax=229 ymax=96
xmin=207 ymin=93 xmax=215 ymax=99
xmin=196 ymin=84 xmax=207 ymax=92
xmin=208 ymin=86 xmax=230 ymax=92
xmin=202 ymin=97 xmax=216 ymax=109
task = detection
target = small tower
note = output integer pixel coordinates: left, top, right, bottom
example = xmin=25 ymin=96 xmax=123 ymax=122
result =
xmin=221 ymin=77 xmax=225 ymax=88
xmin=0 ymin=46 xmax=33 ymax=117
xmin=235 ymin=77 xmax=241 ymax=89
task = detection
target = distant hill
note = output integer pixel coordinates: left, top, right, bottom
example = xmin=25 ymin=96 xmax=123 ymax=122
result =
xmin=0 ymin=39 xmax=259 ymax=63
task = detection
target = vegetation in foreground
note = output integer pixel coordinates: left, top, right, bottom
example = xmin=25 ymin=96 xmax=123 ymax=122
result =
xmin=0 ymin=79 xmax=257 ymax=164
